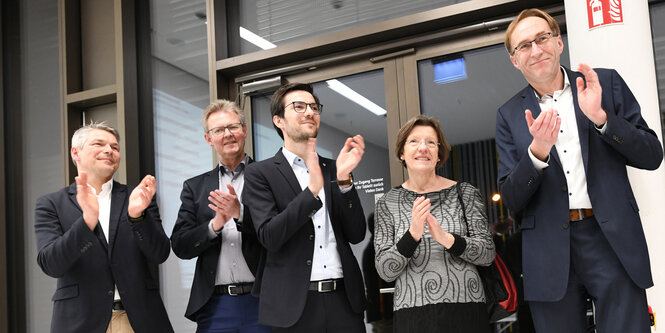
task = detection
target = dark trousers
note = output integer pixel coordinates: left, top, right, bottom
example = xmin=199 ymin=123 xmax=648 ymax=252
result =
xmin=272 ymin=287 xmax=364 ymax=333
xmin=196 ymin=293 xmax=272 ymax=333
xmin=529 ymin=216 xmax=650 ymax=333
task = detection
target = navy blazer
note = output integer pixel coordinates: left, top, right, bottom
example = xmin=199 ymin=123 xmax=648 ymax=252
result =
xmin=242 ymin=149 xmax=367 ymax=328
xmin=171 ymin=160 xmax=263 ymax=321
xmin=496 ymin=67 xmax=663 ymax=302
xmin=35 ymin=182 xmax=173 ymax=333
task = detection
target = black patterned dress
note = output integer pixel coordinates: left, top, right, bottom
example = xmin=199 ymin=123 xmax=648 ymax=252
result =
xmin=374 ymin=182 xmax=495 ymax=332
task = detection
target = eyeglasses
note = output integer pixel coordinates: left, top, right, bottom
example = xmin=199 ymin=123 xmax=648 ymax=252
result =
xmin=285 ymin=101 xmax=323 ymax=114
xmin=512 ymin=32 xmax=556 ymax=55
xmin=207 ymin=123 xmax=244 ymax=137
xmin=406 ymin=139 xmax=440 ymax=149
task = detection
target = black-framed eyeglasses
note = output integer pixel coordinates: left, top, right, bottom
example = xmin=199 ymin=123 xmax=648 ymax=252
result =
xmin=285 ymin=101 xmax=323 ymax=114
xmin=512 ymin=32 xmax=557 ymax=55
xmin=207 ymin=123 xmax=244 ymax=137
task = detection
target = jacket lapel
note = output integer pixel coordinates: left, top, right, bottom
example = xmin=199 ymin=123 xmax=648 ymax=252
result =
xmin=273 ymin=148 xmax=303 ymax=196
xmin=522 ymin=85 xmax=563 ymax=170
xmin=107 ymin=181 xmax=126 ymax=255
xmin=69 ymin=182 xmax=109 ymax=251
xmin=566 ymin=67 xmax=590 ymax=171
xmin=321 ymin=158 xmax=333 ymax=213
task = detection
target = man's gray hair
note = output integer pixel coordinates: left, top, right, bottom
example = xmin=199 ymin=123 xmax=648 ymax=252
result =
xmin=202 ymin=100 xmax=245 ymax=132
xmin=71 ymin=121 xmax=120 ymax=165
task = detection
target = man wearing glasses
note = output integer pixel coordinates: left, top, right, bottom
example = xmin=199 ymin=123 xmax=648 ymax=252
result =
xmin=243 ymin=82 xmax=367 ymax=332
xmin=171 ymin=100 xmax=269 ymax=332
xmin=495 ymin=8 xmax=662 ymax=332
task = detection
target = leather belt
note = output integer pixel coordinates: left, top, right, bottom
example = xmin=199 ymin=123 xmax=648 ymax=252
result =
xmin=308 ymin=279 xmax=343 ymax=293
xmin=214 ymin=283 xmax=253 ymax=296
xmin=569 ymin=209 xmax=594 ymax=222
xmin=112 ymin=300 xmax=124 ymax=311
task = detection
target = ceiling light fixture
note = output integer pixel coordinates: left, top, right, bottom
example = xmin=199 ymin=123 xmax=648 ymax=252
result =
xmin=239 ymin=27 xmax=276 ymax=50
xmin=326 ymin=79 xmax=386 ymax=116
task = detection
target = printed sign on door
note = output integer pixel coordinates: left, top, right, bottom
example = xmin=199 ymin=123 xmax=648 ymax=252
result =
xmin=587 ymin=0 xmax=623 ymax=29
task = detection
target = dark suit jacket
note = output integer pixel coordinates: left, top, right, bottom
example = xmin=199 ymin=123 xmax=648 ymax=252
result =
xmin=35 ymin=182 xmax=173 ymax=333
xmin=242 ymin=149 xmax=367 ymax=328
xmin=495 ymin=67 xmax=663 ymax=302
xmin=170 ymin=161 xmax=263 ymax=321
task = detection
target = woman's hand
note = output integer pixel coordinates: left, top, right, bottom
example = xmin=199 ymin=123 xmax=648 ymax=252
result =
xmin=426 ymin=213 xmax=455 ymax=249
xmin=409 ymin=196 xmax=430 ymax=242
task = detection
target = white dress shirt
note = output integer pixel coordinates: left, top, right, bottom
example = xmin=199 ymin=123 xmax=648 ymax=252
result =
xmin=528 ymin=68 xmax=605 ymax=209
xmin=88 ymin=179 xmax=120 ymax=300
xmin=281 ymin=148 xmax=344 ymax=281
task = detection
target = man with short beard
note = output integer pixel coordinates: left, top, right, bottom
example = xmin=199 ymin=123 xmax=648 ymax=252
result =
xmin=243 ymin=82 xmax=367 ymax=332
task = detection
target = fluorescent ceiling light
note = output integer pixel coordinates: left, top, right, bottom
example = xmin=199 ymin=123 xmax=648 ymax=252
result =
xmin=326 ymin=79 xmax=387 ymax=116
xmin=239 ymin=27 xmax=276 ymax=50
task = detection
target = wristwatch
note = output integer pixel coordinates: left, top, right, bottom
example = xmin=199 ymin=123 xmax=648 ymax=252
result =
xmin=337 ymin=173 xmax=353 ymax=186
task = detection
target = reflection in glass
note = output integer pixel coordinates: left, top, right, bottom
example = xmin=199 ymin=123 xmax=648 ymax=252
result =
xmin=151 ymin=0 xmax=210 ymax=331
xmin=235 ymin=0 xmax=470 ymax=55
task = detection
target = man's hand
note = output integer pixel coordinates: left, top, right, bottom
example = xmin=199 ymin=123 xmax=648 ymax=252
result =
xmin=409 ymin=196 xmax=430 ymax=242
xmin=576 ymin=63 xmax=607 ymax=127
xmin=525 ymin=108 xmax=561 ymax=161
xmin=305 ymin=138 xmax=323 ymax=197
xmin=75 ymin=172 xmax=99 ymax=231
xmin=336 ymin=135 xmax=365 ymax=182
xmin=128 ymin=175 xmax=157 ymax=218
xmin=208 ymin=184 xmax=242 ymax=232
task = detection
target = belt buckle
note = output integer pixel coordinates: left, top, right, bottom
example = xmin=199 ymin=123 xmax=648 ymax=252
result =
xmin=227 ymin=285 xmax=238 ymax=296
xmin=575 ymin=208 xmax=584 ymax=221
xmin=317 ymin=280 xmax=336 ymax=292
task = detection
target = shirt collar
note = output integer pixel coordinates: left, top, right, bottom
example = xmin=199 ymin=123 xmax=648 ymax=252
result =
xmin=534 ymin=66 xmax=571 ymax=102
xmin=281 ymin=147 xmax=306 ymax=168
xmin=218 ymin=154 xmax=249 ymax=175
xmin=89 ymin=178 xmax=114 ymax=196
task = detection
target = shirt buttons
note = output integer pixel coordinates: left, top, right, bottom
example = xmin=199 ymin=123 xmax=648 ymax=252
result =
xmin=230 ymin=242 xmax=235 ymax=247
xmin=306 ymin=260 xmax=312 ymax=266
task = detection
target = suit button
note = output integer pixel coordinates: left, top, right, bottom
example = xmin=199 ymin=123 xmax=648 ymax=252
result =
xmin=348 ymin=203 xmax=353 ymax=208
xmin=527 ymin=178 xmax=534 ymax=187
xmin=309 ymin=234 xmax=314 ymax=241
xmin=210 ymin=271 xmax=214 ymax=274
xmin=306 ymin=260 xmax=312 ymax=266
xmin=108 ymin=290 xmax=114 ymax=296
xmin=194 ymin=241 xmax=201 ymax=247
xmin=562 ymin=223 xmax=569 ymax=229
xmin=561 ymin=185 xmax=567 ymax=192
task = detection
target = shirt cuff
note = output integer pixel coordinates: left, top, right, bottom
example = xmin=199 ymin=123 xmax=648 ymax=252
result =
xmin=446 ymin=233 xmax=466 ymax=257
xmin=339 ymin=184 xmax=353 ymax=193
xmin=594 ymin=121 xmax=607 ymax=134
xmin=207 ymin=220 xmax=221 ymax=239
xmin=238 ymin=203 xmax=244 ymax=222
xmin=528 ymin=147 xmax=549 ymax=171
xmin=396 ymin=230 xmax=420 ymax=258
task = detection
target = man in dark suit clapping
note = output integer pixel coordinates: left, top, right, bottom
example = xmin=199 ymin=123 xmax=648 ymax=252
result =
xmin=243 ymin=82 xmax=367 ymax=332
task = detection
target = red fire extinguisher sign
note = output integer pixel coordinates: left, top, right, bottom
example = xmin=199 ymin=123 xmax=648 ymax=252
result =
xmin=587 ymin=0 xmax=623 ymax=29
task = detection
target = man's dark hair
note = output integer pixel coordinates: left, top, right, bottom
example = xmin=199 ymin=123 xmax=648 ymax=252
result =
xmin=269 ymin=82 xmax=320 ymax=139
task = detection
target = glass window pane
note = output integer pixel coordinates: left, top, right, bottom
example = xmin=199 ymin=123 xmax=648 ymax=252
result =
xmin=417 ymin=36 xmax=570 ymax=224
xmin=236 ymin=0 xmax=469 ymax=54
xmin=649 ymin=2 xmax=665 ymax=141
xmin=151 ymin=0 xmax=210 ymax=331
